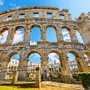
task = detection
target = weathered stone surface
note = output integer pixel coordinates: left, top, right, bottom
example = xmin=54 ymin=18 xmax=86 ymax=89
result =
xmin=0 ymin=6 xmax=90 ymax=83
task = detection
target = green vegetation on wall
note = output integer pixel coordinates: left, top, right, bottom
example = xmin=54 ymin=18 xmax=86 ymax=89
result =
xmin=78 ymin=72 xmax=90 ymax=90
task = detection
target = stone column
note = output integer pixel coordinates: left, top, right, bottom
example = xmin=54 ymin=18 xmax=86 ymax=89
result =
xmin=0 ymin=33 xmax=2 ymax=44
xmin=82 ymin=56 xmax=89 ymax=71
xmin=18 ymin=55 xmax=28 ymax=81
xmin=41 ymin=26 xmax=46 ymax=41
xmin=61 ymin=55 xmax=72 ymax=83
xmin=12 ymin=11 xmax=19 ymax=20
xmin=23 ymin=24 xmax=30 ymax=45
xmin=35 ymin=67 xmax=41 ymax=88
xmin=65 ymin=56 xmax=72 ymax=74
xmin=0 ymin=54 xmax=3 ymax=73
xmin=5 ymin=28 xmax=15 ymax=44
xmin=0 ymin=64 xmax=2 ymax=73
xmin=11 ymin=71 xmax=17 ymax=85
xmin=76 ymin=57 xmax=84 ymax=72
xmin=57 ymin=26 xmax=63 ymax=42
xmin=0 ymin=32 xmax=2 ymax=39
xmin=0 ymin=60 xmax=9 ymax=81
xmin=40 ymin=56 xmax=49 ymax=80
xmin=70 ymin=27 xmax=78 ymax=43
xmin=76 ymin=56 xmax=88 ymax=72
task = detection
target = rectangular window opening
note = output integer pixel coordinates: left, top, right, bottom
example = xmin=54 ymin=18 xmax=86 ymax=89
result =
xmin=47 ymin=13 xmax=52 ymax=18
xmin=88 ymin=63 xmax=90 ymax=67
xmin=60 ymin=14 xmax=64 ymax=19
xmin=33 ymin=13 xmax=39 ymax=18
xmin=12 ymin=61 xmax=14 ymax=64
xmin=15 ymin=62 xmax=17 ymax=64
xmin=19 ymin=13 xmax=25 ymax=19
xmin=7 ymin=16 xmax=12 ymax=20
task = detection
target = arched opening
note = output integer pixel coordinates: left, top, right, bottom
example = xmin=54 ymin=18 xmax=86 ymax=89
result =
xmin=67 ymin=53 xmax=78 ymax=74
xmin=67 ymin=51 xmax=83 ymax=81
xmin=46 ymin=27 xmax=57 ymax=42
xmin=28 ymin=52 xmax=41 ymax=81
xmin=75 ymin=30 xmax=84 ymax=43
xmin=48 ymin=52 xmax=61 ymax=82
xmin=62 ymin=28 xmax=71 ymax=42
xmin=30 ymin=27 xmax=41 ymax=45
xmin=13 ymin=28 xmax=25 ymax=44
xmin=0 ymin=30 xmax=8 ymax=44
xmin=5 ymin=53 xmax=20 ymax=81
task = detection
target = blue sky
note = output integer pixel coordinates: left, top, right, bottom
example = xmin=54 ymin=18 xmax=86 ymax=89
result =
xmin=0 ymin=0 xmax=90 ymax=63
xmin=0 ymin=0 xmax=90 ymax=18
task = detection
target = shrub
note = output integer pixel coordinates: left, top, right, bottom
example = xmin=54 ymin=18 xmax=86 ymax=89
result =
xmin=78 ymin=72 xmax=90 ymax=90
xmin=73 ymin=74 xmax=80 ymax=81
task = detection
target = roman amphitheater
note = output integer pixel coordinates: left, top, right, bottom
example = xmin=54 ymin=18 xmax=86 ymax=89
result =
xmin=0 ymin=6 xmax=90 ymax=83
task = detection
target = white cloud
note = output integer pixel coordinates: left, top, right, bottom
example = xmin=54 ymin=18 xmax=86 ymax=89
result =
xmin=48 ymin=53 xmax=60 ymax=63
xmin=62 ymin=30 xmax=68 ymax=35
xmin=0 ymin=28 xmax=25 ymax=44
xmin=30 ymin=41 xmax=37 ymax=45
xmin=0 ymin=0 xmax=4 ymax=6
xmin=13 ymin=30 xmax=24 ymax=44
xmin=16 ymin=6 xmax=21 ymax=9
xmin=10 ymin=3 xmax=16 ymax=7
xmin=0 ymin=29 xmax=38 ymax=45
xmin=10 ymin=3 xmax=21 ymax=9
xmin=62 ymin=29 xmax=71 ymax=41
xmin=77 ymin=36 xmax=81 ymax=38
xmin=30 ymin=53 xmax=40 ymax=58
xmin=48 ymin=53 xmax=57 ymax=58
xmin=0 ymin=31 xmax=8 ymax=44
xmin=63 ymin=36 xmax=70 ymax=41
xmin=16 ymin=30 xmax=23 ymax=34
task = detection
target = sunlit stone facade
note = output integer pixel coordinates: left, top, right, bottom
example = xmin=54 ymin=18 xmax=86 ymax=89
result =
xmin=0 ymin=6 xmax=90 ymax=82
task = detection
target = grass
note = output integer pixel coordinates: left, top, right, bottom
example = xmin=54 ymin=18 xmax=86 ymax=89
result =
xmin=0 ymin=85 xmax=80 ymax=90
xmin=0 ymin=86 xmax=39 ymax=90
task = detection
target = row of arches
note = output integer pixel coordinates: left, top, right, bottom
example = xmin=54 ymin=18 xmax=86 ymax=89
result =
xmin=7 ymin=50 xmax=90 ymax=61
xmin=5 ymin=50 xmax=90 ymax=81
xmin=0 ymin=25 xmax=84 ymax=44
